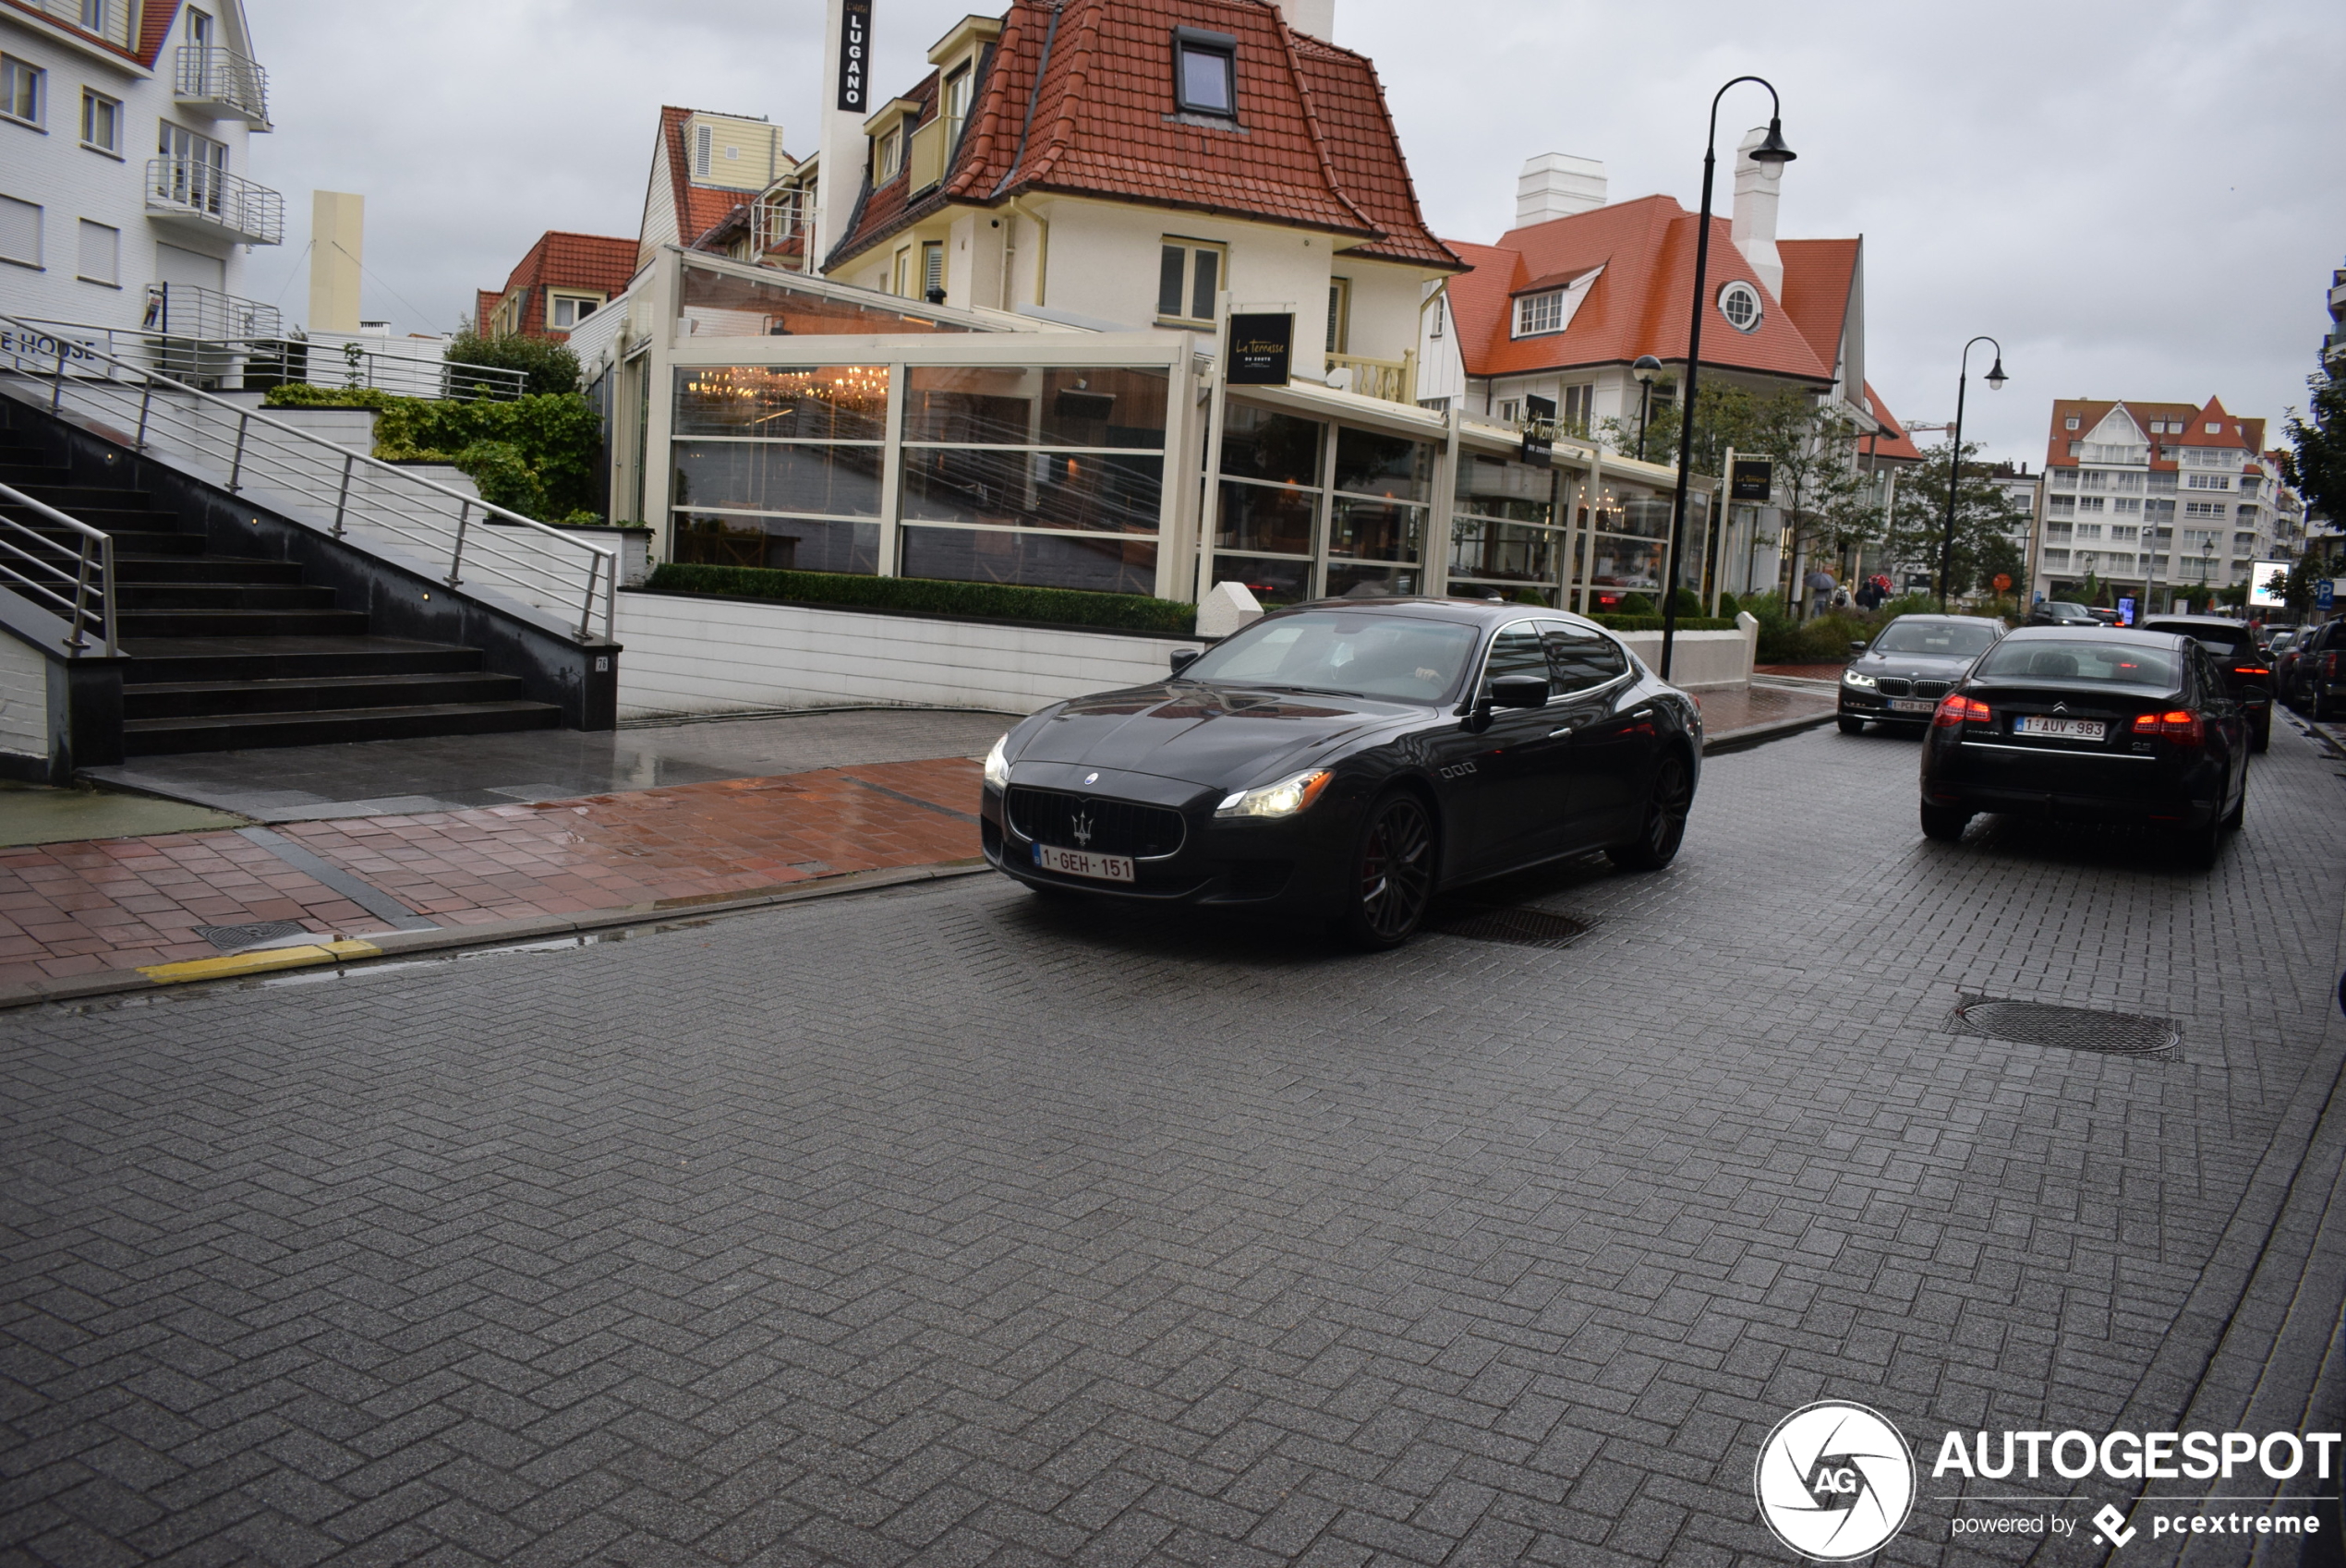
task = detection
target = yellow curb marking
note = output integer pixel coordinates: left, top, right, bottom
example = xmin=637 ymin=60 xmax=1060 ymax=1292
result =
xmin=137 ymin=939 xmax=383 ymax=985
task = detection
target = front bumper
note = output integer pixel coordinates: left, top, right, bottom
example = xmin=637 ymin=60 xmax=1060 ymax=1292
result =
xmin=980 ymin=762 xmax=1360 ymax=916
xmin=1839 ymin=688 xmax=1942 ymax=724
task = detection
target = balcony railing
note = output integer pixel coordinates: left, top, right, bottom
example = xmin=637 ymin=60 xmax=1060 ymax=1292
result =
xmin=145 ymin=157 xmax=284 ymax=246
xmin=142 ymin=282 xmax=282 ymax=342
xmin=173 ymin=45 xmax=270 ymax=125
xmin=750 ymin=186 xmax=804 ymax=257
xmin=1325 ymin=350 xmax=1417 ymax=405
xmin=906 ymin=116 xmax=948 ymax=195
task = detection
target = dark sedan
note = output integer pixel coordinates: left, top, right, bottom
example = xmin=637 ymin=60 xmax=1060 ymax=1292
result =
xmin=1918 ymin=627 xmax=2250 ymax=867
xmin=2026 ymin=601 xmax=2101 ymax=628
xmin=2137 ymin=614 xmax=2272 ymax=751
xmin=1837 ymin=614 xmax=2005 ymax=733
xmin=979 ymin=599 xmax=1704 ymax=947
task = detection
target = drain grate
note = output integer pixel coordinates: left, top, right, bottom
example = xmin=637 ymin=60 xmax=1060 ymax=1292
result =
xmin=1427 ymin=904 xmax=1590 ymax=949
xmin=1951 ymin=995 xmax=2179 ymax=1055
xmin=193 ymin=920 xmax=310 ymax=953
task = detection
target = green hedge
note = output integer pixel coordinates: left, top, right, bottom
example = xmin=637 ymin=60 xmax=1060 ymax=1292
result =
xmin=261 ymin=385 xmax=602 ymax=521
xmin=1590 ymin=615 xmax=1739 ymax=632
xmin=646 ymin=563 xmax=1198 ymax=634
xmin=261 ymin=384 xmax=396 ymax=410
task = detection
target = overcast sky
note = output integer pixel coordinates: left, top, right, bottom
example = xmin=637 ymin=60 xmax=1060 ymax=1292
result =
xmin=241 ymin=0 xmax=2344 ymax=465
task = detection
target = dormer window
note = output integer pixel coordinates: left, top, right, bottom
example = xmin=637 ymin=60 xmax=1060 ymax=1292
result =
xmin=875 ymin=126 xmax=902 ymax=181
xmin=1717 ymin=280 xmax=1761 ymax=332
xmin=1174 ymin=28 xmax=1236 ymax=117
xmin=2065 ymin=416 xmax=2080 ymax=430
xmin=1514 ymin=289 xmax=1564 ymax=337
xmin=943 ymin=64 xmax=973 ymax=147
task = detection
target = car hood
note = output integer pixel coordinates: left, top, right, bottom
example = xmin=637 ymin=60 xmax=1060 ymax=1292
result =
xmin=1853 ymin=650 xmax=1980 ymax=679
xmin=1011 ymin=681 xmax=1412 ymax=788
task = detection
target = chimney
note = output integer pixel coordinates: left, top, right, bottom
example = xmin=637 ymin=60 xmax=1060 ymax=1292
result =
xmin=308 ymin=191 xmax=363 ymax=333
xmin=813 ymin=0 xmax=874 ymax=273
xmin=1731 ymin=126 xmax=1784 ymax=301
xmin=1515 ymin=153 xmax=1606 ymax=229
xmin=1277 ymin=0 xmax=1335 ymax=39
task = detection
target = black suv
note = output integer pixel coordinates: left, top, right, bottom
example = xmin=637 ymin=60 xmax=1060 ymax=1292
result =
xmin=2138 ymin=615 xmax=2273 ymax=750
xmin=2026 ymin=601 xmax=2100 ymax=628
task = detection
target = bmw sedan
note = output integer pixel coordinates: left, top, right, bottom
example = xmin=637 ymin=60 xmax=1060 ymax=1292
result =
xmin=979 ymin=599 xmax=1703 ymax=947
xmin=1837 ymin=614 xmax=2005 ymax=733
xmin=1917 ymin=626 xmax=2249 ymax=867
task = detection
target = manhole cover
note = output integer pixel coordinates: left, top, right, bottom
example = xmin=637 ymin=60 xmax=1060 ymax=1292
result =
xmin=194 ymin=920 xmax=310 ymax=953
xmin=1427 ymin=904 xmax=1590 ymax=949
xmin=1951 ymin=996 xmax=2179 ymax=1055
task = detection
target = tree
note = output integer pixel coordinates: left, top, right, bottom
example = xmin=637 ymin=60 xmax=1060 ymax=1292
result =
xmin=2283 ymin=370 xmax=2346 ymax=531
xmin=1884 ymin=440 xmax=2036 ymax=604
xmin=444 ymin=331 xmax=581 ymax=399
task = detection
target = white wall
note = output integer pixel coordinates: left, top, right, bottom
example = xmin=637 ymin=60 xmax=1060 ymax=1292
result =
xmin=0 ymin=4 xmax=265 ymax=332
xmin=617 ymin=590 xmax=1198 ymax=719
xmin=1614 ymin=624 xmax=1755 ymax=691
xmin=0 ymin=632 xmax=49 ymax=763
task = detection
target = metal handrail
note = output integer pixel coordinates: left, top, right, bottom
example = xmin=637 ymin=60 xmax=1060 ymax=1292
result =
xmin=145 ymin=157 xmax=285 ymax=246
xmin=172 ymin=44 xmax=269 ymax=122
xmin=10 ymin=315 xmax=530 ymax=402
xmin=0 ymin=313 xmax=615 ymax=642
xmin=0 ymin=482 xmax=117 ymax=656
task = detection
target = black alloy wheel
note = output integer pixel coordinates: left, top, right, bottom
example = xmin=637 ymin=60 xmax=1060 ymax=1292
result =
xmin=2251 ymin=710 xmax=2271 ymax=753
xmin=1610 ymin=751 xmax=1693 ymax=871
xmin=2182 ymin=806 xmax=2225 ymax=870
xmin=1919 ymin=802 xmax=1972 ymax=842
xmin=1333 ymin=790 xmax=1435 ymax=950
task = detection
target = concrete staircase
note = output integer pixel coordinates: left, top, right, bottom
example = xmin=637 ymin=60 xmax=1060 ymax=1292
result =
xmin=0 ymin=416 xmax=562 ymax=755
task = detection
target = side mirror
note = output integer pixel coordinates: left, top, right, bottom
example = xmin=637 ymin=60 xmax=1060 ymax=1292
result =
xmin=1168 ymin=648 xmax=1201 ymax=675
xmin=1489 ymin=674 xmax=1549 ymax=710
xmin=1849 ymin=640 xmax=1868 ymax=656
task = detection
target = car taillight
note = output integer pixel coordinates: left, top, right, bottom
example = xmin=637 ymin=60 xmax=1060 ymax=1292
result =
xmin=2233 ymin=666 xmax=2269 ymax=677
xmin=1932 ymin=693 xmax=1990 ymax=727
xmin=2327 ymin=653 xmax=2339 ymax=678
xmin=2131 ymin=708 xmax=2204 ymax=744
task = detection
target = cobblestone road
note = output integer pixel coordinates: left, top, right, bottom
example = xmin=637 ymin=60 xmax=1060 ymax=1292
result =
xmin=4 ymin=715 xmax=2343 ymax=1566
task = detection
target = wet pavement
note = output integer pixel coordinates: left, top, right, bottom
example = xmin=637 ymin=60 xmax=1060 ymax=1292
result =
xmin=84 ymin=706 xmax=1013 ymax=823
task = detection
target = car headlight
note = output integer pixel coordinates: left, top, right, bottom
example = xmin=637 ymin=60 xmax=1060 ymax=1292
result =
xmin=1842 ymin=669 xmax=1878 ymax=689
xmin=982 ymin=733 xmax=1011 ymax=790
xmin=1215 ymin=768 xmax=1335 ymax=818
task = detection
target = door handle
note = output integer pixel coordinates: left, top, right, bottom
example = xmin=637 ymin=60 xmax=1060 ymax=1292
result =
xmin=1630 ymin=707 xmax=1653 ymax=719
xmin=1549 ymin=726 xmax=1575 ymax=740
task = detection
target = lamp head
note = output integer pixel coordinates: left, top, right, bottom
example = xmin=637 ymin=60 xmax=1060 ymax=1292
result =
xmin=1633 ymin=355 xmax=1662 ymax=384
xmin=1748 ymin=116 xmax=1796 ymax=165
xmin=1986 ymin=358 xmax=2008 ymax=391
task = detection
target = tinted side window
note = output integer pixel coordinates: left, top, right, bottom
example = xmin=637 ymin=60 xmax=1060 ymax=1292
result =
xmin=1540 ymin=621 xmax=1629 ymax=694
xmin=1480 ymin=623 xmax=1549 ymax=698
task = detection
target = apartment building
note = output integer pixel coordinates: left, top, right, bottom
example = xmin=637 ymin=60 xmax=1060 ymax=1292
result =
xmin=476 ymin=230 xmax=636 ymax=343
xmin=0 ymin=0 xmax=277 ymax=338
xmin=2032 ymin=397 xmax=2298 ymax=609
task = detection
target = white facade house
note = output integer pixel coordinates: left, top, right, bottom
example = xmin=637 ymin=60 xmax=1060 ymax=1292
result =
xmin=0 ymin=0 xmax=277 ymax=340
xmin=2032 ymin=397 xmax=2300 ymax=610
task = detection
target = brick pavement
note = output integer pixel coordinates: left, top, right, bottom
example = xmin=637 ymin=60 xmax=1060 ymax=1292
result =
xmin=1 ymin=719 xmax=2341 ymax=1565
xmin=0 ymin=757 xmax=979 ymax=983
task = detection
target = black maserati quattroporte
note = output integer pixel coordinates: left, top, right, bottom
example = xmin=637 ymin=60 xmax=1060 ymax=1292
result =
xmin=979 ymin=598 xmax=1704 ymax=947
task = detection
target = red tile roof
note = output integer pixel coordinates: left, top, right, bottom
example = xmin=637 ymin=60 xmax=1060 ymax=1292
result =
xmin=478 ymin=231 xmax=638 ymax=340
xmin=658 ymin=106 xmax=763 ymax=252
xmin=2 ymin=0 xmax=179 ymax=66
xmin=1441 ymin=196 xmax=1833 ymax=384
xmin=1774 ymin=237 xmax=1858 ymax=376
xmin=1861 ymin=383 xmax=1921 ymax=463
xmin=837 ymin=0 xmax=1457 ymax=272
xmin=2042 ymin=396 xmax=2265 ymax=470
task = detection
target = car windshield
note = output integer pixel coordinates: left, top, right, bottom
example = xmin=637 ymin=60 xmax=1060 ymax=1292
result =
xmin=1975 ymin=638 xmax=2179 ymax=687
xmin=1871 ymin=621 xmax=1999 ymax=657
xmin=2143 ymin=621 xmax=2250 ymax=656
xmin=1180 ymin=611 xmax=1481 ymax=702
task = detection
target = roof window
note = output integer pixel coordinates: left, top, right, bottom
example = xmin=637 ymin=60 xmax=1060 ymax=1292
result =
xmin=2206 ymin=421 xmax=2221 ymax=433
xmin=1513 ymin=289 xmax=1565 ymax=337
xmin=2064 ymin=416 xmax=2080 ymax=430
xmin=1717 ymin=280 xmax=1761 ymax=333
xmin=1173 ymin=28 xmax=1236 ymax=117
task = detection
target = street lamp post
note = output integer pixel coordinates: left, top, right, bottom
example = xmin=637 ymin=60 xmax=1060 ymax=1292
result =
xmin=1938 ymin=335 xmax=2007 ymax=609
xmin=1633 ymin=354 xmax=1662 ymax=464
xmin=1661 ymin=78 xmax=1794 ymax=679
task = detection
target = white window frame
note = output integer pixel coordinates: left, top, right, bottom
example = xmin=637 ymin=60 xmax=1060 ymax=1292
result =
xmin=1717 ymin=280 xmax=1762 ymax=332
xmin=1155 ymin=237 xmax=1225 ymax=326
xmin=1 ymin=54 xmax=42 ymax=127
xmin=1513 ymin=289 xmax=1564 ymax=337
xmin=75 ymin=217 xmax=117 ymax=285
xmin=79 ymin=88 xmax=119 ymax=154
xmin=0 ymin=194 xmax=42 ymax=269
xmin=548 ymin=292 xmax=603 ymax=330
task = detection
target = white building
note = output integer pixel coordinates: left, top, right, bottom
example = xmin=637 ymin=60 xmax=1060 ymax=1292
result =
xmin=0 ymin=0 xmax=278 ymax=340
xmin=2032 ymin=397 xmax=2295 ymax=610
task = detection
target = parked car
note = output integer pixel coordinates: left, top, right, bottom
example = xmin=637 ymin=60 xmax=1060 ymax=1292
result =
xmin=2281 ymin=620 xmax=2346 ymax=719
xmin=2138 ymin=615 xmax=2273 ymax=751
xmin=2026 ymin=601 xmax=2101 ymax=628
xmin=2086 ymin=607 xmax=2122 ymax=626
xmin=1837 ymin=614 xmax=2005 ymax=734
xmin=979 ymin=599 xmax=1703 ymax=947
xmin=1917 ymin=627 xmax=2249 ymax=868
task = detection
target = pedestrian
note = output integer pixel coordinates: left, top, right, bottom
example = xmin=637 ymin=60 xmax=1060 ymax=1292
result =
xmin=1805 ymin=565 xmax=1834 ymax=619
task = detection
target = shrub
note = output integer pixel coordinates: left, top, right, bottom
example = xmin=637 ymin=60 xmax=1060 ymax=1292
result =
xmin=645 ymin=563 xmax=1198 ymax=635
xmin=1590 ymin=615 xmax=1738 ymax=632
xmin=374 ymin=392 xmax=602 ymax=518
xmin=452 ymin=440 xmax=543 ymax=517
xmin=1876 ymin=591 xmax=1944 ymax=621
xmin=261 ymin=384 xmax=396 ymax=410
xmin=445 ymin=331 xmax=580 ymax=398
xmin=1715 ymin=590 xmax=1741 ymax=619
xmin=1615 ymin=592 xmax=1657 ymax=615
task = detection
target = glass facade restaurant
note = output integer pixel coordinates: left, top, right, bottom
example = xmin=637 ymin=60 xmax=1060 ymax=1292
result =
xmin=632 ymin=251 xmax=1716 ymax=612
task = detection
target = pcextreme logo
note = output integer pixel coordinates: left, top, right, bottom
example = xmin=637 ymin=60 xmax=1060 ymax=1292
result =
xmin=1753 ymin=1402 xmax=1917 ymax=1562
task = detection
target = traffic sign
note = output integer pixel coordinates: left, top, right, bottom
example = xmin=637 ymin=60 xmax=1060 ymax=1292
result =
xmin=2319 ymin=579 xmax=2336 ymax=612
